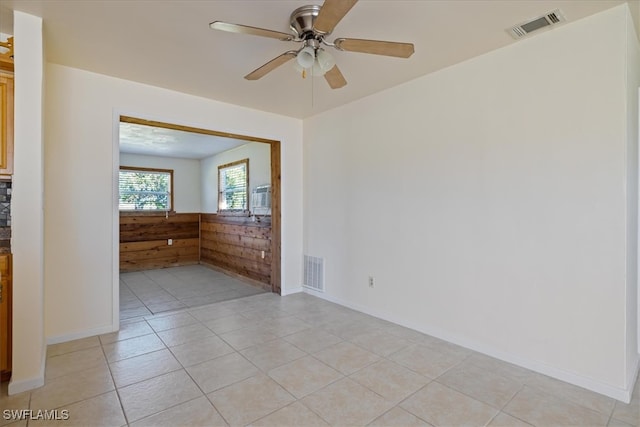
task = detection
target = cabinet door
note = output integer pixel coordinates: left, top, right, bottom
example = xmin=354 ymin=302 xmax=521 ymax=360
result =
xmin=0 ymin=74 xmax=13 ymax=177
xmin=0 ymin=254 xmax=11 ymax=374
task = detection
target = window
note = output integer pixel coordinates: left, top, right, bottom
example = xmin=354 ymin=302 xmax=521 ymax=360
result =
xmin=119 ymin=167 xmax=173 ymax=211
xmin=218 ymin=159 xmax=249 ymax=212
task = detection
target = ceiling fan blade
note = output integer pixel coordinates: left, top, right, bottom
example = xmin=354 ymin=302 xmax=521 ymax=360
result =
xmin=314 ymin=0 xmax=358 ymax=34
xmin=210 ymin=21 xmax=294 ymax=41
xmin=324 ymin=65 xmax=347 ymax=89
xmin=335 ymin=38 xmax=414 ymax=58
xmin=245 ymin=51 xmax=297 ymax=80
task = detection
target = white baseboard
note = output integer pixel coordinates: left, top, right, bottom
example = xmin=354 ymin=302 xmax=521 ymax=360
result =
xmin=626 ymin=354 xmax=640 ymax=399
xmin=304 ymin=289 xmax=637 ymax=403
xmin=8 ymin=356 xmax=45 ymax=395
xmin=281 ymin=286 xmax=303 ymax=296
xmin=46 ymin=323 xmax=116 ymax=345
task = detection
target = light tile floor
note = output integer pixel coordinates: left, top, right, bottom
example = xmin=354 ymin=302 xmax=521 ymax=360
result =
xmin=2 ymin=292 xmax=639 ymax=427
xmin=119 ymin=266 xmax=266 ymax=317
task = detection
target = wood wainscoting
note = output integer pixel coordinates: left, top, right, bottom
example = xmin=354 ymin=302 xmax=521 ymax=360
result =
xmin=200 ymin=214 xmax=272 ymax=288
xmin=120 ymin=213 xmax=200 ymax=272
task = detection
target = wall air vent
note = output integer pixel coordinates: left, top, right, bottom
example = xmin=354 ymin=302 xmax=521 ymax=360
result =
xmin=303 ymin=255 xmax=325 ymax=292
xmin=508 ymin=9 xmax=566 ymax=39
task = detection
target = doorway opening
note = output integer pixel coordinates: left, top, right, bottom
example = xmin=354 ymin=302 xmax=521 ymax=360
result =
xmin=114 ymin=116 xmax=282 ymax=320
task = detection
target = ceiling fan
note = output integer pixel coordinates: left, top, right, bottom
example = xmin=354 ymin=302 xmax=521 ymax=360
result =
xmin=209 ymin=0 xmax=415 ymax=89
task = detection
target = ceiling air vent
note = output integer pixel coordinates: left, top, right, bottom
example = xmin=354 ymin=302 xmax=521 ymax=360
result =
xmin=508 ymin=9 xmax=566 ymax=39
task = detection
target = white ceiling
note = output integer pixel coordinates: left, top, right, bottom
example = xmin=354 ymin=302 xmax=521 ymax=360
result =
xmin=0 ymin=0 xmax=636 ymax=119
xmin=119 ymin=122 xmax=250 ymax=159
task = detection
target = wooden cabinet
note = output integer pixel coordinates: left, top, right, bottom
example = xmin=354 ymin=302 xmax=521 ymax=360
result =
xmin=0 ymin=47 xmax=12 ymax=381
xmin=0 ymin=254 xmax=11 ymax=378
xmin=0 ymin=73 xmax=13 ymax=177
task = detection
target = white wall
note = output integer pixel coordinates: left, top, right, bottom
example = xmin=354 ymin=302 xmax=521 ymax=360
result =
xmin=626 ymin=6 xmax=640 ymax=371
xmin=303 ymin=5 xmax=636 ymax=400
xmin=201 ymin=143 xmax=271 ymax=213
xmin=43 ymin=64 xmax=303 ymax=342
xmin=120 ymin=153 xmax=201 ymax=213
xmin=10 ymin=11 xmax=46 ymax=394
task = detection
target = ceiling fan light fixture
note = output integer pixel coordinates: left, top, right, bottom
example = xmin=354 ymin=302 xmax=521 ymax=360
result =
xmin=294 ymin=47 xmax=335 ymax=78
xmin=293 ymin=60 xmax=308 ymax=78
xmin=316 ymin=48 xmax=335 ymax=73
xmin=312 ymin=60 xmax=324 ymax=77
xmin=296 ymin=46 xmax=316 ymax=68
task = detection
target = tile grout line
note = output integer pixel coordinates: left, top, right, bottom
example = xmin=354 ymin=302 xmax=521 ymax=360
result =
xmin=119 ymin=294 xmax=456 ymax=426
xmin=515 ymin=377 xmax=617 ymax=421
xmin=429 ymin=354 xmax=518 ymax=408
xmin=496 ymin=384 xmax=535 ymax=426
xmin=51 ymin=270 xmax=636 ymax=424
xmin=385 ymin=379 xmax=436 ymax=424
xmin=369 ymin=403 xmax=436 ymax=427
xmin=291 ymin=389 xmax=338 ymax=427
xmin=25 ymin=387 xmax=33 ymax=427
xmin=127 ymin=266 xmax=264 ymax=315
xmin=109 ymin=310 xmax=210 ymax=425
xmin=166 ymin=305 xmax=262 ymax=427
xmin=247 ymin=327 xmax=362 ymax=424
xmin=99 ymin=324 xmax=132 ymax=427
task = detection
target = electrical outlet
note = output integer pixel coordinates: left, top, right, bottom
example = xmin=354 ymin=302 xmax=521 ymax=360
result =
xmin=261 ymin=250 xmax=265 ymax=259
xmin=368 ymin=276 xmax=375 ymax=288
xmin=168 ymin=239 xmax=173 ymax=246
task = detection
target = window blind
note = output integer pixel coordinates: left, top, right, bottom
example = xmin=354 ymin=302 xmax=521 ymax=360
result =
xmin=219 ymin=162 xmax=247 ymax=210
xmin=119 ymin=169 xmax=171 ymax=211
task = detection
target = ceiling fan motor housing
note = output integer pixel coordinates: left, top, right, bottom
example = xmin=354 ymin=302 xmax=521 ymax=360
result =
xmin=290 ymin=5 xmax=324 ymax=39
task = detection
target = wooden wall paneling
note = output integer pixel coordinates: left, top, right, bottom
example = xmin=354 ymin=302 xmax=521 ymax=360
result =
xmin=120 ymin=226 xmax=199 ymax=242
xmin=200 ymin=249 xmax=270 ymax=282
xmin=121 ymin=257 xmax=198 ymax=272
xmin=120 ymin=213 xmax=200 ymax=224
xmin=119 ymin=213 xmax=200 ymax=272
xmin=200 ymin=241 xmax=271 ymax=264
xmin=120 ymin=215 xmax=199 ymax=242
xmin=200 ymin=221 xmax=271 ymax=239
xmin=270 ymin=140 xmax=281 ymax=294
xmin=120 ymin=239 xmax=199 ymax=261
xmin=200 ymin=214 xmax=272 ymax=286
xmin=200 ymin=233 xmax=271 ymax=251
xmin=200 ymin=252 xmax=270 ymax=284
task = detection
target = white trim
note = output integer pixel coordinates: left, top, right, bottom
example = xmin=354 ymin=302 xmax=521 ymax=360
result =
xmin=46 ymin=324 xmax=116 ymax=346
xmin=304 ymin=288 xmax=637 ymax=403
xmin=281 ymin=286 xmax=303 ymax=296
xmin=10 ymin=11 xmax=46 ymax=398
xmin=627 ymin=353 xmax=640 ymax=395
xmin=112 ymin=110 xmax=121 ymax=334
xmin=8 ymin=356 xmax=45 ymax=395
